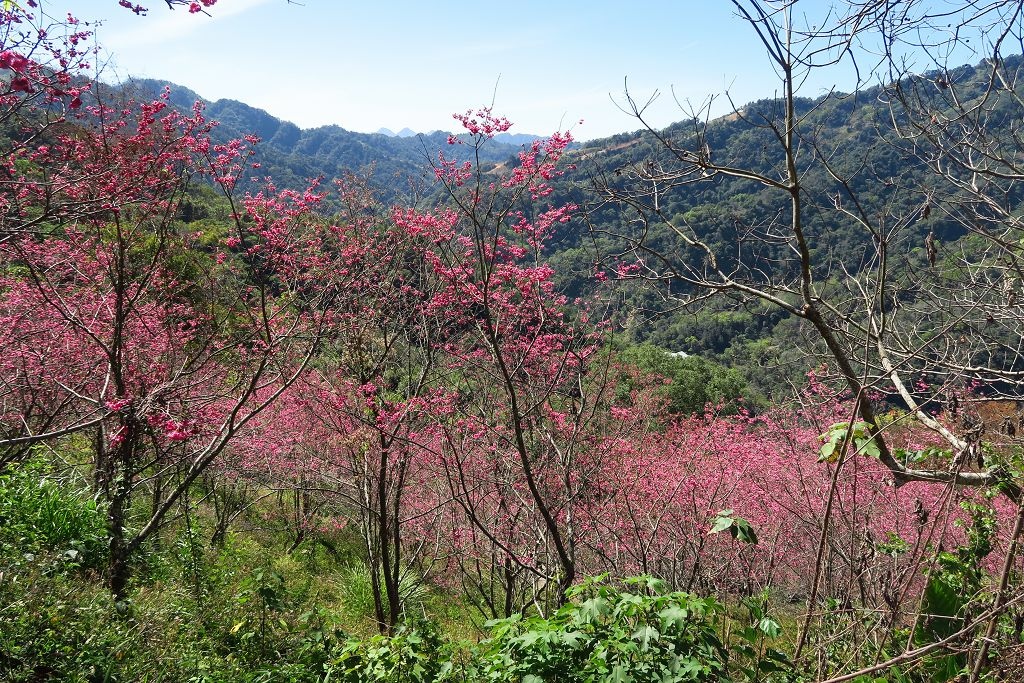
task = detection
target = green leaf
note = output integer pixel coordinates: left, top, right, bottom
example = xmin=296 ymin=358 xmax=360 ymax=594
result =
xmin=709 ymin=510 xmax=758 ymax=543
xmin=577 ymin=596 xmax=610 ymax=623
xmin=609 ymin=664 xmax=632 ymax=683
xmin=818 ymin=440 xmax=837 ymax=462
xmin=860 ymin=438 xmax=881 ymax=458
xmin=679 ymin=657 xmax=704 ymax=677
xmin=709 ymin=510 xmax=735 ymax=534
xmin=559 ymin=629 xmax=584 ymax=648
xmin=658 ymin=605 xmax=689 ymax=630
xmin=631 ymin=625 xmax=660 ymax=650
xmin=758 ymin=617 xmax=781 ymax=638
xmin=732 ymin=517 xmax=759 ymax=544
xmin=514 ymin=630 xmax=546 ymax=648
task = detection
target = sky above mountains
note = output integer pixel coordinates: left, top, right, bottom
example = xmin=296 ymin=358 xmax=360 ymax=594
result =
xmin=59 ymin=1 xmax=969 ymax=141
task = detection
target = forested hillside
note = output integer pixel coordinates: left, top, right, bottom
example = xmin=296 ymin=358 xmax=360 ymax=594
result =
xmin=125 ymin=56 xmax=1024 ymax=399
xmin=4 ymin=2 xmax=1024 ymax=682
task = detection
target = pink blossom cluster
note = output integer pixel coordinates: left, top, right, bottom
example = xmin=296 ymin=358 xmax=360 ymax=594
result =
xmin=451 ymin=107 xmax=513 ymax=140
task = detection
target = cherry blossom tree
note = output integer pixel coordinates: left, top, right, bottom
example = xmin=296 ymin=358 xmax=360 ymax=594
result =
xmin=409 ymin=110 xmax=623 ymax=610
xmin=232 ymin=178 xmax=454 ymax=633
xmin=0 ymin=4 xmax=346 ymax=596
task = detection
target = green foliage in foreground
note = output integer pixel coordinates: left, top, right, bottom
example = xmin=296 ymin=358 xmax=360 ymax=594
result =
xmin=0 ymin=456 xmax=860 ymax=682
xmin=473 ymin=576 xmax=732 ymax=682
xmin=0 ymin=529 xmax=791 ymax=682
xmin=4 ymin=454 xmax=1015 ymax=683
xmin=1 ymin=557 xmax=792 ymax=681
xmin=0 ymin=456 xmax=107 ymax=571
xmin=331 ymin=618 xmax=455 ymax=683
xmin=320 ymin=575 xmax=794 ymax=682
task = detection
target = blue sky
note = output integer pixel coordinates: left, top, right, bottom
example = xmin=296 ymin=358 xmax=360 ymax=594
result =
xmin=54 ymin=1 xmax=965 ymax=140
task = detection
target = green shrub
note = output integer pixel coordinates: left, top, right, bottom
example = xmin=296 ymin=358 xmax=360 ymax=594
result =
xmin=338 ymin=563 xmax=431 ymax=627
xmin=0 ymin=456 xmax=107 ymax=571
xmin=0 ymin=567 xmax=143 ymax=682
xmin=329 ymin=617 xmax=454 ymax=683
xmin=620 ymin=344 xmax=748 ymax=415
xmin=473 ymin=576 xmax=731 ymax=682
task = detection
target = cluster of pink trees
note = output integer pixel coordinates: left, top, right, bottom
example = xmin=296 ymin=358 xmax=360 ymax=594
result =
xmin=225 ymin=108 xmax=1018 ymax=639
xmin=0 ymin=88 xmax=343 ymax=595
xmin=230 ymin=112 xmax=604 ymax=629
xmin=0 ymin=5 xmax=350 ymax=597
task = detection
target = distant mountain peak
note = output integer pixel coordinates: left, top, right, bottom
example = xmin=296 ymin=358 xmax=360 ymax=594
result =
xmin=493 ymin=132 xmax=544 ymax=146
xmin=372 ymin=126 xmax=545 ymax=145
xmin=375 ymin=127 xmax=419 ymax=138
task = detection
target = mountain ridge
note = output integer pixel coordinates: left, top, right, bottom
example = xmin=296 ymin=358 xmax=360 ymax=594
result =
xmin=120 ymin=78 xmax=530 ymax=201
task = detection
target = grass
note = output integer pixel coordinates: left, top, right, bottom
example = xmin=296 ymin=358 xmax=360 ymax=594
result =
xmin=0 ymin=454 xmax=488 ymax=680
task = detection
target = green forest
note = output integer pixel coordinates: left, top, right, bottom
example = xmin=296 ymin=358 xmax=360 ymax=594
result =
xmin=4 ymin=1 xmax=1024 ymax=681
